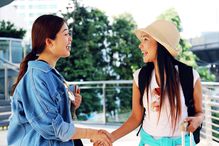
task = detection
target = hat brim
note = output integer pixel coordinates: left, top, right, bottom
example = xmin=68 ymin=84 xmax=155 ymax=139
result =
xmin=134 ymin=29 xmax=181 ymax=57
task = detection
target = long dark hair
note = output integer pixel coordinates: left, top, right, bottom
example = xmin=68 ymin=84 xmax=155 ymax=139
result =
xmin=11 ymin=15 xmax=65 ymax=95
xmin=145 ymin=42 xmax=181 ymax=133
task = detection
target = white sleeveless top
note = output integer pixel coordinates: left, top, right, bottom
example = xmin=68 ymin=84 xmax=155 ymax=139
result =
xmin=133 ymin=67 xmax=200 ymax=137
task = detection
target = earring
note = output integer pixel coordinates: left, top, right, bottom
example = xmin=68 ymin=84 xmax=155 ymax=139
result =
xmin=51 ymin=46 xmax=55 ymax=49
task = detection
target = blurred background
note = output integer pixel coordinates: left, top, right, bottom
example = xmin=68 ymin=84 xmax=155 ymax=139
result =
xmin=0 ymin=0 xmax=218 ymax=145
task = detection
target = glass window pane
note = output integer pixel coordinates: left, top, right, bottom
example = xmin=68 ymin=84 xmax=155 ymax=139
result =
xmin=11 ymin=40 xmax=23 ymax=63
xmin=0 ymin=40 xmax=10 ymax=61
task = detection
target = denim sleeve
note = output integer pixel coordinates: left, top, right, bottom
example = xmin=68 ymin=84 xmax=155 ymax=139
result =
xmin=24 ymin=70 xmax=75 ymax=142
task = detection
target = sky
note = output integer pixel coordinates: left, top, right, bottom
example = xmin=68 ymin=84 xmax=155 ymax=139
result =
xmin=81 ymin=0 xmax=219 ymax=38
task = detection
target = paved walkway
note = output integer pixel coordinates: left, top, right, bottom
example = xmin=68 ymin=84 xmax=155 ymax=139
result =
xmin=0 ymin=123 xmax=139 ymax=146
xmin=0 ymin=123 xmax=218 ymax=146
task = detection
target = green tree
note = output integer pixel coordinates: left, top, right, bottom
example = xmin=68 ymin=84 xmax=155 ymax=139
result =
xmin=108 ymin=14 xmax=143 ymax=80
xmin=0 ymin=20 xmax=26 ymax=39
xmin=57 ymin=0 xmax=110 ymax=114
xmin=158 ymin=8 xmax=215 ymax=81
xmin=57 ymin=1 xmax=143 ymax=117
xmin=106 ymin=14 xmax=143 ymax=114
xmin=58 ymin=1 xmax=110 ymax=81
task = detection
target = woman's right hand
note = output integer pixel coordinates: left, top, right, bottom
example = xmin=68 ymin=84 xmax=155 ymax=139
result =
xmin=91 ymin=130 xmax=112 ymax=146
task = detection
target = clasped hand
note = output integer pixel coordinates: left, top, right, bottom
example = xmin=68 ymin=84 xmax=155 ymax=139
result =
xmin=72 ymin=88 xmax=82 ymax=110
xmin=184 ymin=114 xmax=204 ymax=132
xmin=92 ymin=130 xmax=113 ymax=146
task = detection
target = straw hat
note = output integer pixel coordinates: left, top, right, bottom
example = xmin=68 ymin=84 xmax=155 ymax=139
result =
xmin=134 ymin=20 xmax=181 ymax=57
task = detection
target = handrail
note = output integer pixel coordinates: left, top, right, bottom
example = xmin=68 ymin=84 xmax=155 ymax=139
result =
xmin=0 ymin=57 xmax=19 ymax=71
xmin=0 ymin=57 xmax=19 ymax=70
xmin=0 ymin=37 xmax=22 ymax=41
xmin=202 ymin=81 xmax=219 ymax=86
xmin=0 ymin=57 xmax=19 ymax=99
xmin=67 ymin=80 xmax=219 ymax=145
xmin=67 ymin=80 xmax=132 ymax=85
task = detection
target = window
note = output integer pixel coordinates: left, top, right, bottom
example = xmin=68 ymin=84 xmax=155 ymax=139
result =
xmin=11 ymin=40 xmax=23 ymax=63
xmin=0 ymin=40 xmax=10 ymax=62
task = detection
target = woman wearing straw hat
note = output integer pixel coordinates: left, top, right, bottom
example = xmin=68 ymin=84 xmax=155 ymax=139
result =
xmin=98 ymin=20 xmax=204 ymax=146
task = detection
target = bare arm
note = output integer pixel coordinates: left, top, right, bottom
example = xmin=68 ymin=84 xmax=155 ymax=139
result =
xmin=193 ymin=79 xmax=204 ymax=118
xmin=111 ymin=80 xmax=144 ymax=142
xmin=71 ymin=127 xmax=96 ymax=139
xmin=71 ymin=127 xmax=112 ymax=146
xmin=185 ymin=78 xmax=204 ymax=132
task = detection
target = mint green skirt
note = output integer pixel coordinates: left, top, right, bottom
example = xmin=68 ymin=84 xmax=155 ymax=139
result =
xmin=139 ymin=129 xmax=196 ymax=146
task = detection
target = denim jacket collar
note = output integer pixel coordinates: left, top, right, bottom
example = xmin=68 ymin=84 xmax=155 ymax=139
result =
xmin=28 ymin=60 xmax=53 ymax=73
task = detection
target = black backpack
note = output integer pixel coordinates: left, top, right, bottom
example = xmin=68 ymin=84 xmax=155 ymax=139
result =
xmin=137 ymin=61 xmax=202 ymax=144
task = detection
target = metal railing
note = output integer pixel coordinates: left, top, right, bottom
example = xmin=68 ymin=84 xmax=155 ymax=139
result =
xmin=68 ymin=80 xmax=219 ymax=145
xmin=0 ymin=37 xmax=23 ymax=64
xmin=0 ymin=57 xmax=19 ymax=99
xmin=0 ymin=37 xmax=22 ymax=100
xmin=67 ymin=80 xmax=132 ymax=123
xmin=0 ymin=60 xmax=218 ymax=144
xmin=202 ymin=82 xmax=219 ymax=145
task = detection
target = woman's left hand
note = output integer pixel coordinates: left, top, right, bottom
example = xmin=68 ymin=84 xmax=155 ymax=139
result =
xmin=73 ymin=88 xmax=82 ymax=110
xmin=184 ymin=114 xmax=204 ymax=133
xmin=185 ymin=78 xmax=204 ymax=133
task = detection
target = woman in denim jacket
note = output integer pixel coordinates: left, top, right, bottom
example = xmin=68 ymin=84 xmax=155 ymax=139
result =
xmin=7 ymin=15 xmax=112 ymax=146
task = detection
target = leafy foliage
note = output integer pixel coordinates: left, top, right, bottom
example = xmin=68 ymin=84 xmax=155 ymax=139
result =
xmin=57 ymin=1 xmax=111 ymax=114
xmin=106 ymin=14 xmax=142 ymax=113
xmin=0 ymin=20 xmax=26 ymax=39
xmin=108 ymin=14 xmax=143 ymax=80
xmin=56 ymin=1 xmax=143 ymax=115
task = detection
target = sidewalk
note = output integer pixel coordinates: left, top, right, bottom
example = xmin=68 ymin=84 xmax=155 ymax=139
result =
xmin=0 ymin=123 xmax=218 ymax=146
xmin=0 ymin=123 xmax=139 ymax=146
xmin=77 ymin=123 xmax=140 ymax=146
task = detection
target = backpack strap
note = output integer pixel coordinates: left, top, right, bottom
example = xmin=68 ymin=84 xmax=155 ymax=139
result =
xmin=136 ymin=63 xmax=153 ymax=136
xmin=178 ymin=62 xmax=194 ymax=115
xmin=178 ymin=62 xmax=201 ymax=144
xmin=136 ymin=62 xmax=201 ymax=144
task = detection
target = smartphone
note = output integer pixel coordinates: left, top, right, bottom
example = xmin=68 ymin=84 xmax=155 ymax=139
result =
xmin=69 ymin=84 xmax=79 ymax=94
xmin=68 ymin=84 xmax=79 ymax=101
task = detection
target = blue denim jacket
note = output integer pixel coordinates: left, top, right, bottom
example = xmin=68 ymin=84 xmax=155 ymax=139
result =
xmin=7 ymin=61 xmax=75 ymax=146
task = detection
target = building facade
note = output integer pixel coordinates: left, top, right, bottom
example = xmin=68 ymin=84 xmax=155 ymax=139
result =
xmin=1 ymin=0 xmax=71 ymax=43
xmin=190 ymin=32 xmax=219 ymax=81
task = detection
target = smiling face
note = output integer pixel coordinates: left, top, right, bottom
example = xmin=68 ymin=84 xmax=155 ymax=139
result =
xmin=138 ymin=33 xmax=158 ymax=63
xmin=48 ymin=23 xmax=72 ymax=58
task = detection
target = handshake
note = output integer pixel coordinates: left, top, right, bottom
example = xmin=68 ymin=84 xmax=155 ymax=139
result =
xmin=69 ymin=85 xmax=115 ymax=146
xmin=90 ymin=129 xmax=114 ymax=146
